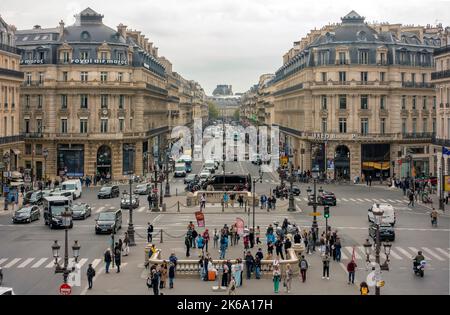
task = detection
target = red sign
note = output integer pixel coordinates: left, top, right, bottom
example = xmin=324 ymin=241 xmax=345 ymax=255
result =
xmin=195 ymin=211 xmax=205 ymax=227
xmin=59 ymin=283 xmax=72 ymax=295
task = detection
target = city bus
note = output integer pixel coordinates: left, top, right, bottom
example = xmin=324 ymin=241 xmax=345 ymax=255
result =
xmin=178 ymin=155 xmax=192 ymax=173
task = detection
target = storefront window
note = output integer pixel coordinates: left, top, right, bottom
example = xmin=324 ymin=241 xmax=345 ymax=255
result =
xmin=123 ymin=144 xmax=135 ymax=175
xmin=57 ymin=144 xmax=84 ymax=177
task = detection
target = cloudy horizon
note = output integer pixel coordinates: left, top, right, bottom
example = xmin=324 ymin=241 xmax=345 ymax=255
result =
xmin=2 ymin=0 xmax=450 ymax=94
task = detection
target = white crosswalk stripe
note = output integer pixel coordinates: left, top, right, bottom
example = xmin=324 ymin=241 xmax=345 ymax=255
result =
xmin=340 ymin=251 xmax=348 ymax=260
xmin=342 ymin=198 xmax=349 ymax=202
xmin=3 ymin=258 xmax=21 ymax=268
xmin=349 ymin=198 xmax=356 ymax=202
xmin=364 ymin=199 xmax=372 ymax=202
xmin=17 ymin=258 xmax=35 ymax=268
xmin=345 ymin=246 xmax=361 ymax=260
xmin=95 ymin=206 xmax=105 ymax=213
xmin=380 ymin=199 xmax=387 ymax=203
xmin=138 ymin=207 xmax=146 ymax=213
xmin=303 ymin=197 xmax=308 ymax=202
xmin=31 ymin=258 xmax=48 ymax=268
xmin=91 ymin=258 xmax=101 ymax=269
xmin=396 ymin=247 xmax=414 ymax=259
xmin=0 ymin=258 xmax=8 ymax=266
xmin=78 ymin=258 xmax=89 ymax=268
xmin=422 ymin=247 xmax=445 ymax=261
xmin=408 ymin=247 xmax=425 ymax=260
xmin=388 ymin=249 xmax=403 ymax=260
xmin=372 ymin=199 xmax=380 ymax=203
xmin=434 ymin=248 xmax=450 ymax=259
xmin=357 ymin=199 xmax=364 ymax=202
xmin=45 ymin=258 xmax=60 ymax=268
xmin=387 ymin=199 xmax=396 ymax=203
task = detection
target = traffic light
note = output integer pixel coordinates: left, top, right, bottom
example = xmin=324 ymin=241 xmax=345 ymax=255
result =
xmin=324 ymin=206 xmax=330 ymax=218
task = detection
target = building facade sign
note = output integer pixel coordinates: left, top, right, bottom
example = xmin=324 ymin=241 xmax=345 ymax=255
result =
xmin=20 ymin=59 xmax=44 ymax=65
xmin=71 ymin=59 xmax=128 ymax=65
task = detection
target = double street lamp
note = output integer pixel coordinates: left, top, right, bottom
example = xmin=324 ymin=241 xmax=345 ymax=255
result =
xmin=362 ymin=207 xmax=391 ymax=295
xmin=306 ymin=168 xmax=323 ymax=242
xmin=127 ymin=175 xmax=136 ymax=246
xmin=3 ymin=152 xmax=10 ymax=210
xmin=51 ymin=209 xmax=80 ymax=283
xmin=251 ymin=167 xmax=263 ymax=232
xmin=287 ymin=164 xmax=296 ymax=212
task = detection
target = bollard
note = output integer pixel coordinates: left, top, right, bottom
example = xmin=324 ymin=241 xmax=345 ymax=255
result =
xmin=176 ymin=188 xmax=178 ymax=196
xmin=160 ymin=229 xmax=163 ymax=243
xmin=222 ymin=201 xmax=224 ymax=212
xmin=177 ymin=201 xmax=180 ymax=212
xmin=162 ymin=203 xmax=166 ymax=212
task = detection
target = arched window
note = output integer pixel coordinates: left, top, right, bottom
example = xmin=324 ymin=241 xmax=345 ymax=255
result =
xmin=357 ymin=31 xmax=367 ymax=41
xmin=80 ymin=31 xmax=90 ymax=41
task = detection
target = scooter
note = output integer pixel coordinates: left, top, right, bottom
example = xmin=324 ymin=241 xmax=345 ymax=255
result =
xmin=413 ymin=260 xmax=426 ymax=277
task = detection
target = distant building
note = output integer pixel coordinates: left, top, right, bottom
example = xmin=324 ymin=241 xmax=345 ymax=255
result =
xmin=212 ymin=84 xmax=233 ymax=96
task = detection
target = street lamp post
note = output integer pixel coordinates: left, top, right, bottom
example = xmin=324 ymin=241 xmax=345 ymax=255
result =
xmin=252 ymin=167 xmax=263 ymax=232
xmin=287 ymin=164 xmax=296 ymax=212
xmin=164 ymin=146 xmax=171 ymax=197
xmin=3 ymin=152 xmax=10 ymax=211
xmin=152 ymin=166 xmax=159 ymax=211
xmin=307 ymin=168 xmax=322 ymax=242
xmin=51 ymin=208 xmax=80 ymax=284
xmin=128 ymin=176 xmax=136 ymax=246
xmin=372 ymin=206 xmax=384 ymax=295
xmin=43 ymin=148 xmax=49 ymax=184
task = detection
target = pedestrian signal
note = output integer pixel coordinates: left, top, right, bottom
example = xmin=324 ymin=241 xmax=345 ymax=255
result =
xmin=324 ymin=206 xmax=330 ymax=218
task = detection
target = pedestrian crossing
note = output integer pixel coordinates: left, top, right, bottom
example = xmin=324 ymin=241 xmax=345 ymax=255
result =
xmin=293 ymin=197 xmax=412 ymax=205
xmin=0 ymin=256 xmax=103 ymax=270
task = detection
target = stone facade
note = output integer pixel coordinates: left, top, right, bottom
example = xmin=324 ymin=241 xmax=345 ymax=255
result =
xmin=243 ymin=11 xmax=449 ymax=181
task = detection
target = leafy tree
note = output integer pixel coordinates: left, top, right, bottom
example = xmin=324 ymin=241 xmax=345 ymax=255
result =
xmin=208 ymin=101 xmax=219 ymax=120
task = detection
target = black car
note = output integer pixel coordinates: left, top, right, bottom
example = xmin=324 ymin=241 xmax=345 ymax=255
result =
xmin=318 ymin=191 xmax=337 ymax=206
xmin=184 ymin=174 xmax=199 ymax=185
xmin=71 ymin=203 xmax=92 ymax=220
xmin=12 ymin=205 xmax=40 ymax=223
xmin=26 ymin=190 xmax=52 ymax=205
xmin=369 ymin=223 xmax=395 ymax=241
xmin=97 ymin=185 xmax=120 ymax=199
xmin=290 ymin=185 xmax=301 ymax=196
xmin=95 ymin=209 xmax=122 ymax=234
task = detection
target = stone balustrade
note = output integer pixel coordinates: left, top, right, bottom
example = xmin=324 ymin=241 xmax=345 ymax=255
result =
xmin=187 ymin=191 xmax=259 ymax=207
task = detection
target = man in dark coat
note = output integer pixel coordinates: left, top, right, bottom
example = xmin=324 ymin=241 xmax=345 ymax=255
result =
xmin=114 ymin=242 xmax=121 ymax=273
xmin=87 ymin=263 xmax=96 ymax=289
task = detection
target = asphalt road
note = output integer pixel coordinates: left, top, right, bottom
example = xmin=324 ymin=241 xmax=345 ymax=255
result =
xmin=0 ymin=159 xmax=448 ymax=295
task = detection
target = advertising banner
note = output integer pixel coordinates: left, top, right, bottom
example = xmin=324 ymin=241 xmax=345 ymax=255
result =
xmin=327 ymin=158 xmax=335 ymax=170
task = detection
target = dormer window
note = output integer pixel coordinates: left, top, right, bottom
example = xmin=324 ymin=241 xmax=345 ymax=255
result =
xmin=117 ymin=52 xmax=124 ymax=61
xmin=80 ymin=51 xmax=89 ymax=60
xmin=357 ymin=31 xmax=367 ymax=41
xmin=81 ymin=31 xmax=90 ymax=41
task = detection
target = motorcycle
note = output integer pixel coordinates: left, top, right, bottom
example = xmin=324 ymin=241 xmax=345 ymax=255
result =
xmin=413 ymin=260 xmax=426 ymax=277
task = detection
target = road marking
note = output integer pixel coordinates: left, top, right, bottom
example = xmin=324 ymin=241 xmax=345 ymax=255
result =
xmin=342 ymin=198 xmax=349 ymax=202
xmin=95 ymin=206 xmax=105 ymax=214
xmin=357 ymin=199 xmax=364 ymax=202
xmin=137 ymin=207 xmax=146 ymax=213
xmin=387 ymin=199 xmax=396 ymax=203
xmin=364 ymin=199 xmax=372 ymax=202
xmin=45 ymin=258 xmax=60 ymax=268
xmin=408 ymin=247 xmax=427 ymax=260
xmin=380 ymin=199 xmax=387 ymax=203
xmin=435 ymin=248 xmax=450 ymax=259
xmin=91 ymin=259 xmax=101 ymax=269
xmin=422 ymin=247 xmax=445 ymax=261
xmin=340 ymin=251 xmax=348 ymax=260
xmin=372 ymin=199 xmax=380 ymax=203
xmin=31 ymin=258 xmax=48 ymax=268
xmin=395 ymin=247 xmax=414 ymax=259
xmin=295 ymin=205 xmax=302 ymax=213
xmin=78 ymin=258 xmax=89 ymax=268
xmin=303 ymin=197 xmax=308 ymax=202
xmin=17 ymin=258 xmax=35 ymax=268
xmin=344 ymin=247 xmax=361 ymax=260
xmin=349 ymin=198 xmax=356 ymax=202
xmin=389 ymin=249 xmax=403 ymax=260
xmin=3 ymin=258 xmax=21 ymax=268
xmin=0 ymin=258 xmax=8 ymax=266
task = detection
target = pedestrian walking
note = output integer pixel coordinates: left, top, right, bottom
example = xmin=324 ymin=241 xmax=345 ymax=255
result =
xmin=267 ymin=241 xmax=274 ymax=259
xmin=347 ymin=260 xmax=357 ymax=284
xmin=408 ymin=189 xmax=415 ymax=207
xmin=275 ymin=237 xmax=284 ymax=260
xmin=221 ymin=262 xmax=229 ymax=287
xmin=249 ymin=228 xmax=255 ymax=248
xmin=284 ymin=264 xmax=293 ymax=293
xmin=220 ymin=235 xmax=228 ymax=259
xmin=238 ymin=195 xmax=244 ymax=208
xmin=223 ymin=192 xmax=229 ymax=208
xmin=114 ymin=243 xmax=121 ymax=273
xmin=230 ymin=192 xmax=236 ymax=207
xmin=168 ymin=262 xmax=175 ymax=289
xmin=245 ymin=251 xmax=254 ymax=280
xmin=228 ymin=276 xmax=237 ymax=295
xmin=203 ymin=229 xmax=210 ymax=252
xmin=200 ymin=193 xmax=206 ymax=211
xmin=254 ymin=256 xmax=261 ymax=279
xmin=213 ymin=228 xmax=219 ymax=248
xmin=192 ymin=229 xmax=198 ymax=248
xmin=160 ymin=261 xmax=168 ymax=289
xmin=104 ymin=248 xmax=112 ymax=274
xmin=334 ymin=238 xmax=342 ymax=262
xmin=147 ymin=194 xmax=152 ymax=210
xmin=147 ymin=222 xmax=154 ymax=243
xmin=123 ymin=232 xmax=130 ymax=256
xmin=197 ymin=234 xmax=205 ymax=252
xmin=185 ymin=235 xmax=191 ymax=257
xmin=284 ymin=236 xmax=292 ymax=256
xmin=322 ymin=254 xmax=330 ymax=280
xmin=273 ymin=265 xmax=281 ymax=293
xmin=299 ymin=255 xmax=308 ymax=282
xmin=151 ymin=269 xmax=160 ymax=295
xmin=86 ymin=264 xmax=96 ymax=289
xmin=256 ymin=226 xmax=261 ymax=244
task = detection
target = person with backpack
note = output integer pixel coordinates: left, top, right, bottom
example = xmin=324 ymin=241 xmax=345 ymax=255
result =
xmin=347 ymin=260 xmax=357 ymax=284
xmin=244 ymin=251 xmax=255 ymax=280
xmin=191 ymin=229 xmax=198 ymax=248
xmin=299 ymin=255 xmax=308 ymax=282
xmin=197 ymin=234 xmax=205 ymax=252
xmin=86 ymin=264 xmax=96 ymax=289
xmin=185 ymin=235 xmax=191 ymax=257
xmin=151 ymin=269 xmax=160 ymax=295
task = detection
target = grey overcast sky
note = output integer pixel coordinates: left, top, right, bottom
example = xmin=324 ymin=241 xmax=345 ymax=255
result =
xmin=2 ymin=0 xmax=450 ymax=94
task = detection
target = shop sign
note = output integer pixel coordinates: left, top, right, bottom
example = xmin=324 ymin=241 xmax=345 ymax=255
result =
xmin=71 ymin=59 xmax=128 ymax=65
xmin=20 ymin=59 xmax=44 ymax=65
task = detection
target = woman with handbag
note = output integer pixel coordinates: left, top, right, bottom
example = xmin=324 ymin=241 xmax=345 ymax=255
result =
xmin=122 ymin=232 xmax=130 ymax=256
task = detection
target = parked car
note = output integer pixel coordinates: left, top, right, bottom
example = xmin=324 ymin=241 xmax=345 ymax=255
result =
xmin=184 ymin=174 xmax=199 ymax=185
xmin=368 ymin=203 xmax=396 ymax=226
xmin=70 ymin=203 xmax=92 ymax=220
xmin=97 ymin=185 xmax=120 ymax=199
xmin=12 ymin=205 xmax=40 ymax=224
xmin=318 ymin=191 xmax=337 ymax=206
xmin=369 ymin=223 xmax=395 ymax=241
xmin=134 ymin=183 xmax=151 ymax=195
xmin=95 ymin=209 xmax=122 ymax=234
xmin=120 ymin=194 xmax=140 ymax=209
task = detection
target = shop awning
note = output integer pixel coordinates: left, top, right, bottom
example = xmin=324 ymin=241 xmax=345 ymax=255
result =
xmin=362 ymin=161 xmax=390 ymax=170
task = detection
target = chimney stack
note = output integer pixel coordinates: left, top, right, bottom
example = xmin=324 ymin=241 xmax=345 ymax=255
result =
xmin=117 ymin=23 xmax=127 ymax=40
xmin=59 ymin=20 xmax=65 ymax=38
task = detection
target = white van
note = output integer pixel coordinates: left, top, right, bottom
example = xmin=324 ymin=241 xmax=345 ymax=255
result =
xmin=61 ymin=179 xmax=82 ymax=199
xmin=203 ymin=160 xmax=216 ymax=174
xmin=368 ymin=203 xmax=396 ymax=226
xmin=174 ymin=162 xmax=187 ymax=177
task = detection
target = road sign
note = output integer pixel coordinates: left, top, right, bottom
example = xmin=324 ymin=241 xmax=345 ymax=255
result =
xmin=309 ymin=212 xmax=321 ymax=216
xmin=59 ymin=283 xmax=72 ymax=295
